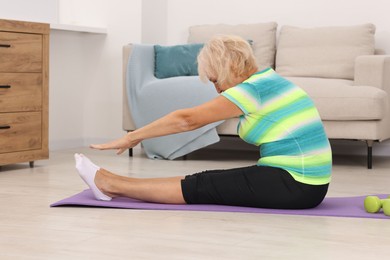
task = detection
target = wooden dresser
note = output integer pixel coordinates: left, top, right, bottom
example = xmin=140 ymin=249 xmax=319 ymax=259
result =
xmin=0 ymin=19 xmax=49 ymax=167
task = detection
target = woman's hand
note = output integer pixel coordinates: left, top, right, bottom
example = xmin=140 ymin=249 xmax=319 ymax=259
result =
xmin=90 ymin=134 xmax=141 ymax=155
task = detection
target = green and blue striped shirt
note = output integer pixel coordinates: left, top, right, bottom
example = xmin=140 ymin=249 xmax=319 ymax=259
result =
xmin=221 ymin=68 xmax=332 ymax=185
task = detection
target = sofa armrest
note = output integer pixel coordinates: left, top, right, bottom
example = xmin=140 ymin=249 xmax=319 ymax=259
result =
xmin=122 ymin=44 xmax=136 ymax=131
xmin=354 ymin=55 xmax=390 ymax=95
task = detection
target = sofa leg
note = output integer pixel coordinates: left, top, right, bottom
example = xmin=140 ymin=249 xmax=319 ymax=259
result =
xmin=126 ymin=130 xmax=133 ymax=157
xmin=366 ymin=140 xmax=373 ymax=169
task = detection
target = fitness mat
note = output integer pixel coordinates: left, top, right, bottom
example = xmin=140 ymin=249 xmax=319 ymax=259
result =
xmin=51 ymin=189 xmax=389 ymax=219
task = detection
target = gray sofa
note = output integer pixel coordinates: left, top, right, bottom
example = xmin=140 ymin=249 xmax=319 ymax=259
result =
xmin=123 ymin=23 xmax=390 ymax=168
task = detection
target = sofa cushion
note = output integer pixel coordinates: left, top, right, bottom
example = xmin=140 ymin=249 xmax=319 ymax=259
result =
xmin=276 ymin=24 xmax=376 ymax=80
xmin=287 ymin=77 xmax=388 ymax=121
xmin=154 ymin=43 xmax=204 ymax=78
xmin=188 ymin=22 xmax=277 ymax=70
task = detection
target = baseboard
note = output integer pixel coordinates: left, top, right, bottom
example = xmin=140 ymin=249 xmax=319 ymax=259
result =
xmin=208 ymin=136 xmax=390 ymax=157
xmin=49 ymin=138 xmax=85 ymax=151
xmin=330 ymin=139 xmax=390 ymax=156
xmin=83 ymin=138 xmax=114 ymax=148
xmin=49 ymin=138 xmax=114 ymax=151
xmin=49 ymin=136 xmax=390 ymax=157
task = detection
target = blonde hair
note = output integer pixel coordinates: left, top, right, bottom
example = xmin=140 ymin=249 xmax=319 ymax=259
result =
xmin=197 ymin=35 xmax=258 ymax=86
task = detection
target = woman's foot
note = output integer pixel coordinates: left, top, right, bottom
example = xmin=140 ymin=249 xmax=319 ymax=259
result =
xmin=75 ymin=153 xmax=112 ymax=201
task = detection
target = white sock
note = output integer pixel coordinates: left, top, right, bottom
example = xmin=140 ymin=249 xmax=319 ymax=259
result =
xmin=75 ymin=153 xmax=112 ymax=201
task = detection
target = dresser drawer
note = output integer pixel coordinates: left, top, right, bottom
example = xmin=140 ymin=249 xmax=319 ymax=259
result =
xmin=0 ymin=73 xmax=42 ymax=112
xmin=0 ymin=31 xmax=42 ymax=72
xmin=0 ymin=112 xmax=41 ymax=153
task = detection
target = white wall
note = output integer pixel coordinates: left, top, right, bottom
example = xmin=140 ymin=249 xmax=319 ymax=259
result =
xmin=58 ymin=0 xmax=107 ymax=27
xmin=142 ymin=0 xmax=168 ymax=44
xmin=49 ymin=0 xmax=142 ymax=150
xmin=0 ymin=0 xmax=58 ymax=24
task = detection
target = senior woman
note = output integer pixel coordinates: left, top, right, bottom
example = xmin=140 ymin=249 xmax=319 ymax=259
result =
xmin=76 ymin=35 xmax=332 ymax=209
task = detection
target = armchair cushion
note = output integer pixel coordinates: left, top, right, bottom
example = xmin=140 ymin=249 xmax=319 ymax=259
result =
xmin=154 ymin=43 xmax=204 ymax=79
xmin=287 ymin=77 xmax=388 ymax=120
xmin=276 ymin=24 xmax=376 ymax=80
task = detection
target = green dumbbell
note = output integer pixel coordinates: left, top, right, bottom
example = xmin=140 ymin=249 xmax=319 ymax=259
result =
xmin=382 ymin=199 xmax=390 ymax=216
xmin=364 ymin=195 xmax=390 ymax=215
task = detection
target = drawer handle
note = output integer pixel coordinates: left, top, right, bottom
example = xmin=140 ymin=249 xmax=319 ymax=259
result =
xmin=0 ymin=85 xmax=11 ymax=89
xmin=0 ymin=44 xmax=11 ymax=48
xmin=0 ymin=125 xmax=11 ymax=130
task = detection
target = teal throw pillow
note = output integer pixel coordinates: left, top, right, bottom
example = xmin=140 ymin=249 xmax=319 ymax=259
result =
xmin=154 ymin=43 xmax=204 ymax=79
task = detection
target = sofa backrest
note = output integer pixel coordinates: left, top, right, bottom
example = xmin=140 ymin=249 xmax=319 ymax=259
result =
xmin=188 ymin=22 xmax=277 ymax=71
xmin=187 ymin=23 xmax=377 ymax=81
xmin=275 ymin=24 xmax=376 ymax=80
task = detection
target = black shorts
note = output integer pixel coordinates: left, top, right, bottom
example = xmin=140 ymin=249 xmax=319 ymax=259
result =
xmin=181 ymin=165 xmax=329 ymax=209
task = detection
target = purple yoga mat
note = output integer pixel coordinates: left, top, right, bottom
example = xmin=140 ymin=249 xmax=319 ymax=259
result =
xmin=51 ymin=189 xmax=389 ymax=219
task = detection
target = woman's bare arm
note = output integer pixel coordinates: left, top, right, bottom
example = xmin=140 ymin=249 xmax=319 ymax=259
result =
xmin=90 ymin=96 xmax=243 ymax=154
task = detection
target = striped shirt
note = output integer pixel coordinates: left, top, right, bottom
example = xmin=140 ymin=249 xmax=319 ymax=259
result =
xmin=221 ymin=68 xmax=332 ymax=185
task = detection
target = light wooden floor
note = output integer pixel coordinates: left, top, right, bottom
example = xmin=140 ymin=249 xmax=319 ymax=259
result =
xmin=1 ymin=146 xmax=389 ymax=259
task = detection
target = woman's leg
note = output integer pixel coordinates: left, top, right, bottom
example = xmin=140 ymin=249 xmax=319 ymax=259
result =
xmin=181 ymin=165 xmax=329 ymax=209
xmin=75 ymin=154 xmax=328 ymax=208
xmin=96 ymin=169 xmax=186 ymax=204
xmin=75 ymin=153 xmax=185 ymax=204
